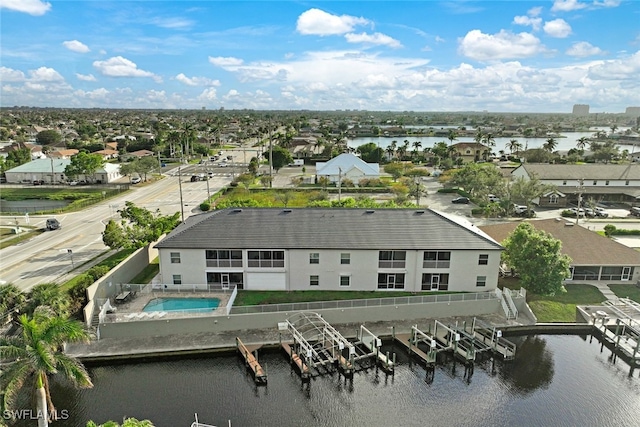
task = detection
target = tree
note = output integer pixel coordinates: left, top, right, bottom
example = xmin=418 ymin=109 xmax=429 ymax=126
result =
xmin=543 ymin=138 xmax=557 ymax=153
xmin=36 ymin=130 xmax=62 ymax=146
xmin=102 ymin=202 xmax=180 ymax=250
xmin=506 ymin=139 xmax=522 ymax=155
xmin=6 ymin=147 xmax=31 ymax=168
xmin=447 ymin=129 xmax=458 ymax=145
xmin=26 ymin=283 xmax=71 ymax=318
xmin=576 ymin=137 xmax=588 ymax=151
xmin=0 ymin=310 xmax=93 ymax=427
xmin=357 ymin=142 xmax=383 ymax=163
xmin=0 ymin=283 xmax=26 ymax=324
xmin=259 ymin=175 xmax=272 ymax=188
xmin=383 ymin=162 xmax=405 ymax=182
xmin=502 ymin=222 xmax=571 ymax=296
xmin=509 ymin=175 xmax=554 ymax=210
xmin=64 ymin=152 xmax=104 ymax=182
xmin=248 ymin=157 xmax=259 ymax=175
xmin=447 ymin=163 xmax=504 ymax=199
xmin=268 ymin=146 xmax=293 ymax=172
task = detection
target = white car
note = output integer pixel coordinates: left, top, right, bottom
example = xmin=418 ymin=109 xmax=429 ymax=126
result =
xmin=131 ymin=177 xmax=142 ymax=184
xmin=513 ymin=205 xmax=528 ymax=214
xmin=488 ymin=194 xmax=500 ymax=203
xmin=68 ymin=180 xmax=78 ymax=186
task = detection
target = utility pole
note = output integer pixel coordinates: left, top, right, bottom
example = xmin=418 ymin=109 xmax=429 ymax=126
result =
xmin=269 ymin=121 xmax=273 ymax=187
xmin=50 ymin=157 xmax=54 ymax=185
xmin=338 ymin=167 xmax=342 ymax=202
xmin=576 ymin=178 xmax=584 ymax=225
xmin=178 ymin=166 xmax=185 ymax=222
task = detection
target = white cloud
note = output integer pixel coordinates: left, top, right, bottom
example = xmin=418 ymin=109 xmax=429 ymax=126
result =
xmin=93 ymin=56 xmax=159 ymax=81
xmin=29 ymin=67 xmax=64 ymax=82
xmin=593 ymin=0 xmax=621 ymax=7
xmin=588 ymin=50 xmax=640 ymax=80
xmin=551 ymin=0 xmax=587 ymax=12
xmin=296 ymin=8 xmax=369 ymax=36
xmin=0 ymin=66 xmax=26 ymax=82
xmin=513 ymin=15 xmax=542 ymax=31
xmin=458 ymin=30 xmax=547 ymax=60
xmin=566 ymin=42 xmax=605 ymax=57
xmin=208 ymin=56 xmax=244 ymax=69
xmin=62 ymin=40 xmax=90 ymax=53
xmin=76 ymin=73 xmax=97 ymax=81
xmin=0 ymin=0 xmax=51 ymax=16
xmin=528 ymin=6 xmax=543 ymax=16
xmin=344 ymin=32 xmax=402 ymax=48
xmin=544 ymin=19 xmax=572 ymax=38
xmin=74 ymin=88 xmax=109 ymax=99
xmin=197 ymin=88 xmax=218 ymax=101
xmin=150 ymin=17 xmax=194 ymax=29
xmin=175 ymin=73 xmax=220 ymax=86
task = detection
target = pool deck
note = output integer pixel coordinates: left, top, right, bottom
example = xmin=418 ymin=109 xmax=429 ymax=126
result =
xmin=105 ymin=291 xmax=231 ymax=322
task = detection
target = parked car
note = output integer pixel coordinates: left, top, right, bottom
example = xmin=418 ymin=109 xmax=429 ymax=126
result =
xmin=594 ymin=207 xmax=609 ymax=218
xmin=46 ymin=218 xmax=61 ymax=231
xmin=515 ymin=208 xmax=536 ymax=218
xmin=488 ymin=194 xmax=500 ymax=203
xmin=570 ymin=207 xmax=585 ymax=217
xmin=68 ymin=180 xmax=79 ymax=186
xmin=513 ymin=205 xmax=528 ymax=214
xmin=452 ymin=197 xmax=470 ymax=204
xmin=131 ymin=177 xmax=142 ymax=184
xmin=190 ymin=175 xmax=200 ymax=182
xmin=33 ymin=180 xmax=45 ymax=185
xmin=630 ymin=207 xmax=640 ymax=217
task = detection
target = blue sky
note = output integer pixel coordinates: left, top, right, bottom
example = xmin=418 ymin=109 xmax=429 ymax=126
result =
xmin=1 ymin=0 xmax=639 ymax=112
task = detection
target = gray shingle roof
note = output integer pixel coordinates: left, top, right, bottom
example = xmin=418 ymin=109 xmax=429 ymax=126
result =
xmin=518 ymin=164 xmax=640 ymax=180
xmin=156 ymin=208 xmax=503 ymax=250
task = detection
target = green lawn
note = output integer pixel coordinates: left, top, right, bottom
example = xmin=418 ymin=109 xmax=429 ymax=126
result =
xmin=0 ymin=227 xmax=45 ymax=249
xmin=130 ymin=258 xmax=159 ymax=284
xmin=234 ymin=290 xmax=419 ymax=306
xmin=527 ymin=283 xmax=607 ymax=323
xmin=608 ymin=284 xmax=640 ymax=303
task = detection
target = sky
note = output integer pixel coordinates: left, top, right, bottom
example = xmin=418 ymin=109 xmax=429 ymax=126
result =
xmin=1 ymin=0 xmax=639 ymax=113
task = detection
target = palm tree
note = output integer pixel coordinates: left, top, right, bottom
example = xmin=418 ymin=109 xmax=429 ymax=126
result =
xmin=543 ymin=137 xmax=557 ymax=153
xmin=412 ymin=140 xmax=422 ymax=159
xmin=26 ymin=283 xmax=70 ymax=318
xmin=474 ymin=129 xmax=484 ymax=145
xmin=482 ymin=132 xmax=495 ymax=148
xmin=506 ymin=139 xmax=522 ymax=155
xmin=0 ymin=283 xmax=26 ymax=325
xmin=385 ymin=145 xmax=395 ymax=161
xmin=447 ymin=129 xmax=458 ymax=146
xmin=1 ymin=309 xmax=93 ymax=427
xmin=576 ymin=137 xmax=588 ymax=151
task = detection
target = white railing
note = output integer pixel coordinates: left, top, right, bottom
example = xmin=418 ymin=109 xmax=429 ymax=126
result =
xmin=226 ymin=286 xmax=238 ymax=315
xmin=230 ymin=291 xmax=499 ymax=315
xmin=502 ymin=287 xmax=519 ymax=319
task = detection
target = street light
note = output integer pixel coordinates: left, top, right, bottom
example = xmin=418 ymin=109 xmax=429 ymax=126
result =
xmin=67 ymin=249 xmax=75 ymax=269
xmin=178 ymin=166 xmax=185 ymax=222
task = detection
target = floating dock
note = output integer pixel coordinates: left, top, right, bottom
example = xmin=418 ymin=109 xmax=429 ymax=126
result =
xmin=236 ymin=337 xmax=267 ymax=384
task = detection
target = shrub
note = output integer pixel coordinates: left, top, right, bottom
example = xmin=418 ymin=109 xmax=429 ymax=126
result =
xmin=200 ymin=202 xmax=211 ymax=211
xmin=603 ymin=224 xmax=616 ymax=236
xmin=87 ymin=265 xmax=110 ymax=281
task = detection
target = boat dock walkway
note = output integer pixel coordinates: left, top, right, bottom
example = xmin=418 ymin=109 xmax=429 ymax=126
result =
xmin=236 ymin=337 xmax=267 ymax=384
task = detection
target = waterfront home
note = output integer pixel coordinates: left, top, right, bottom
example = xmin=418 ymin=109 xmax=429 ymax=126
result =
xmin=450 ymin=142 xmax=491 ymax=163
xmin=155 ymin=208 xmax=503 ymax=292
xmin=511 ymin=164 xmax=640 ymax=204
xmin=480 ymin=218 xmax=640 ymax=283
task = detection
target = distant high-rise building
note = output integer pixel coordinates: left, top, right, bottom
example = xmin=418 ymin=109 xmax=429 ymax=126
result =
xmin=572 ymin=104 xmax=590 ymax=116
xmin=625 ymin=107 xmax=640 ymax=116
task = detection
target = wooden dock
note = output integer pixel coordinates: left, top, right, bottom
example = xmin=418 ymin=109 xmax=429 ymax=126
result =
xmin=236 ymin=337 xmax=267 ymax=384
xmin=595 ymin=320 xmax=640 ymax=366
xmin=394 ymin=333 xmax=437 ymax=366
xmin=281 ymin=342 xmax=311 ymax=380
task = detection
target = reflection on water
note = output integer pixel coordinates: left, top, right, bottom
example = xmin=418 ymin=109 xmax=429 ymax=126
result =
xmin=11 ymin=335 xmax=639 ymax=427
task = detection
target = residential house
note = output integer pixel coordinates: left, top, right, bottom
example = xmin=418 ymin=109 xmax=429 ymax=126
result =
xmin=480 ymin=218 xmax=640 ymax=283
xmin=450 ymin=142 xmax=490 ymax=163
xmin=93 ymin=149 xmax=119 ymax=160
xmin=48 ymin=149 xmax=79 ymax=159
xmin=511 ymin=164 xmax=640 ymax=204
xmin=155 ymin=208 xmax=504 ymax=292
xmin=4 ymin=158 xmax=121 ymax=184
xmin=316 ymin=153 xmax=379 ymax=184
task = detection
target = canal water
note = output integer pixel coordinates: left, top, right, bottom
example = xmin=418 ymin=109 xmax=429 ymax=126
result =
xmin=19 ymin=334 xmax=640 ymax=427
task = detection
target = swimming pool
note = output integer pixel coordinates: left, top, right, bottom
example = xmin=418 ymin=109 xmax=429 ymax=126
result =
xmin=143 ymin=297 xmax=220 ymax=313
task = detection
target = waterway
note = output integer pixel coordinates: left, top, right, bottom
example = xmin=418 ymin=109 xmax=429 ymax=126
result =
xmin=16 ymin=334 xmax=639 ymax=427
xmin=347 ymin=131 xmax=637 ymax=156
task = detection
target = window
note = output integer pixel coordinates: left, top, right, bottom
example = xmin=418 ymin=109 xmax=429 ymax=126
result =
xmin=605 ymin=180 xmax=610 ymax=186
xmin=310 ymin=275 xmax=319 ymax=286
xmin=593 ymin=180 xmax=597 ymax=185
xmin=626 ymin=180 xmax=630 ymax=186
xmin=421 ymin=273 xmax=449 ymax=291
xmin=377 ymin=273 xmax=405 ymax=289
xmin=476 ymin=276 xmax=487 ymax=287
xmin=247 ymin=250 xmax=284 ymax=268
xmin=172 ymin=274 xmax=182 ymax=285
xmin=423 ymin=251 xmax=451 ymax=268
xmin=478 ymin=254 xmax=489 ymax=265
xmin=205 ymin=250 xmax=243 ymax=267
xmin=340 ymin=253 xmax=351 ymax=265
xmin=378 ymin=251 xmax=406 ymax=268
xmin=339 ymin=275 xmax=351 ymax=287
xmin=309 ymin=253 xmax=320 ymax=264
xmin=170 ymin=252 xmax=181 ymax=264
xmin=549 ymin=194 xmax=558 ymax=204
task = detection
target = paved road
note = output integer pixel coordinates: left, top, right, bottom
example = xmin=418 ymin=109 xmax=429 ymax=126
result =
xmin=0 ymin=168 xmax=232 ymax=291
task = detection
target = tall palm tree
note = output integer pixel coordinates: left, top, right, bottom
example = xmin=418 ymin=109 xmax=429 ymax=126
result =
xmin=543 ymin=137 xmax=557 ymax=153
xmin=0 ymin=283 xmax=26 ymax=325
xmin=506 ymin=139 xmax=522 ymax=155
xmin=26 ymin=283 xmax=70 ymax=318
xmin=482 ymin=132 xmax=495 ymax=148
xmin=447 ymin=129 xmax=458 ymax=146
xmin=385 ymin=145 xmax=395 ymax=161
xmin=1 ymin=310 xmax=93 ymax=427
xmin=412 ymin=140 xmax=422 ymax=159
xmin=576 ymin=137 xmax=588 ymax=151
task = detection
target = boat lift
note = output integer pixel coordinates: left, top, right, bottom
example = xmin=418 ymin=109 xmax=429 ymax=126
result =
xmin=356 ymin=325 xmax=395 ymax=373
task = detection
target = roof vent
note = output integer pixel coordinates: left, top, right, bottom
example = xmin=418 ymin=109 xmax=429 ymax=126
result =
xmin=232 ymin=208 xmax=243 ymax=213
xmin=416 ymin=210 xmax=425 ymax=214
xmin=365 ymin=210 xmax=375 ymax=214
xmin=564 ymin=222 xmax=574 ymax=227
xmin=283 ymin=209 xmax=292 ymax=213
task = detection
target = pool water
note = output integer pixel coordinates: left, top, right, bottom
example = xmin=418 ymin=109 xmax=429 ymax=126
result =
xmin=143 ymin=297 xmax=220 ymax=312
